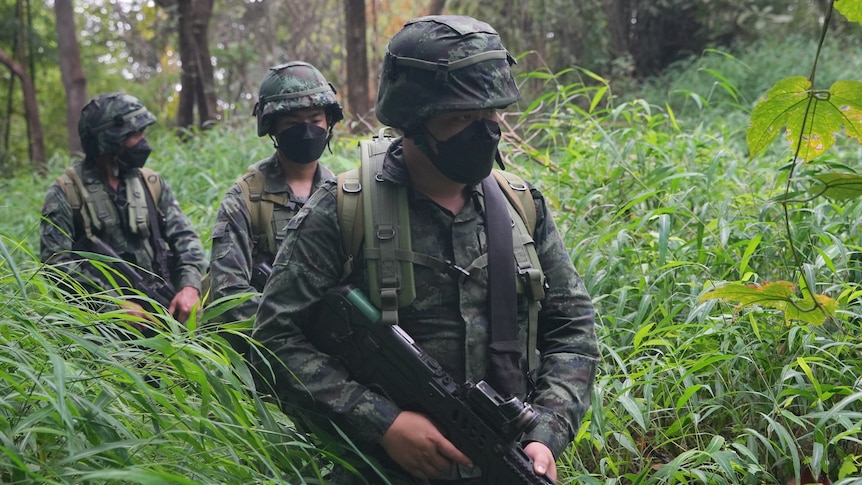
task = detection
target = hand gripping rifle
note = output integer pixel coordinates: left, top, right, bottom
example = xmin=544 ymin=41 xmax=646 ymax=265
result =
xmin=308 ymin=285 xmax=557 ymax=485
xmin=73 ymin=235 xmax=176 ymax=314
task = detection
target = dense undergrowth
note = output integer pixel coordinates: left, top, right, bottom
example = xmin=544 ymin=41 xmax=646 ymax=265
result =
xmin=2 ymin=33 xmax=862 ymax=484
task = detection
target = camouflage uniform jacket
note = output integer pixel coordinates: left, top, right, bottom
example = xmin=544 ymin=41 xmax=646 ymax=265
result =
xmin=209 ymin=154 xmax=334 ymax=324
xmin=253 ymin=139 xmax=599 ymax=478
xmin=40 ymin=160 xmax=206 ymax=294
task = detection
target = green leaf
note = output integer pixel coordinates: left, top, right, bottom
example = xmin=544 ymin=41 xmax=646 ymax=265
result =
xmin=747 ymin=77 xmax=862 ymax=161
xmin=839 ymin=454 xmax=859 ymax=479
xmin=811 ymin=172 xmax=862 ymax=200
xmin=784 ymin=291 xmax=838 ymax=325
xmin=836 ymin=0 xmax=862 ymax=23
xmin=701 ymin=281 xmax=795 ymax=305
xmin=700 ymin=281 xmax=837 ymax=325
xmin=829 ymin=79 xmax=862 ymax=142
xmin=747 ymin=76 xmax=811 ymax=158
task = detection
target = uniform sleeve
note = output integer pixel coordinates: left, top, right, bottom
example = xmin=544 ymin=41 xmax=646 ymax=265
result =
xmin=157 ymin=175 xmax=206 ymax=292
xmin=522 ymin=185 xmax=600 ymax=458
xmin=252 ymin=183 xmax=402 ymax=446
xmin=40 ymin=183 xmax=75 ymax=265
xmin=209 ymin=183 xmax=259 ymax=323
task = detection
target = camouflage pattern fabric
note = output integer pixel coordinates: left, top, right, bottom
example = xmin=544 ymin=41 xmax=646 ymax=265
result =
xmin=253 ymin=138 xmax=599 ymax=481
xmin=79 ymin=93 xmax=157 ymax=158
xmin=376 ymin=15 xmax=520 ymax=131
xmin=209 ymin=155 xmax=334 ymax=327
xmin=254 ymin=62 xmax=343 ymax=137
xmin=40 ymin=160 xmax=206 ymax=296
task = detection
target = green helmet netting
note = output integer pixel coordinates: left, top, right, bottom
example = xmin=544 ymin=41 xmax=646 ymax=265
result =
xmin=375 ymin=15 xmax=520 ymax=132
xmin=78 ymin=93 xmax=156 ymax=158
xmin=254 ymin=61 xmax=344 ymax=137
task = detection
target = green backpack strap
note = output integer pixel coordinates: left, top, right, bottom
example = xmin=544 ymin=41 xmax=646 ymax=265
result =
xmin=492 ymin=169 xmax=535 ymax=234
xmin=138 ymin=167 xmax=163 ymax=213
xmin=492 ymin=169 xmax=545 ymax=376
xmin=57 ymin=167 xmax=95 ymax=239
xmin=239 ymin=164 xmax=278 ymax=256
xmin=337 ymin=168 xmax=363 ymax=277
xmin=361 ymin=135 xmax=415 ymax=325
xmin=337 ymin=130 xmax=415 ymax=325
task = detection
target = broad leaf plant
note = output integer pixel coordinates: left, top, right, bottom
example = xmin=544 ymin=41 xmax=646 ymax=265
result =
xmin=703 ymin=0 xmax=862 ymax=325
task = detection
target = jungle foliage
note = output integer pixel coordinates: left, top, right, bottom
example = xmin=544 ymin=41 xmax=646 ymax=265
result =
xmin=2 ymin=1 xmax=862 ymax=484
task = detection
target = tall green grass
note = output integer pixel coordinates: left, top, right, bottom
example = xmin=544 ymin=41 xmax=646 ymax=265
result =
xmin=2 ymin=37 xmax=862 ymax=483
xmin=0 ymin=240 xmax=363 ymax=483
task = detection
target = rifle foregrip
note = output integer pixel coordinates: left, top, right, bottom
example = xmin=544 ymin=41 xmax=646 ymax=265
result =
xmin=497 ymin=444 xmax=558 ymax=485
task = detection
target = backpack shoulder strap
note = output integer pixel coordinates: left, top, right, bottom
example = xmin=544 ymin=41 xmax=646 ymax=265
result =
xmin=336 ymin=167 xmax=363 ymax=277
xmin=57 ymin=166 xmax=95 ymax=239
xmin=239 ymin=163 xmax=276 ymax=255
xmin=138 ymin=167 xmax=163 ymax=212
xmin=492 ymin=169 xmax=536 ymax=235
xmin=491 ymin=169 xmax=545 ymax=377
xmin=337 ymin=131 xmax=415 ymax=324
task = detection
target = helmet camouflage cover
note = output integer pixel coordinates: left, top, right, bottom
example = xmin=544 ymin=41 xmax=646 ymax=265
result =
xmin=376 ymin=15 xmax=520 ymax=131
xmin=254 ymin=61 xmax=344 ymax=136
xmin=79 ymin=92 xmax=156 ymax=158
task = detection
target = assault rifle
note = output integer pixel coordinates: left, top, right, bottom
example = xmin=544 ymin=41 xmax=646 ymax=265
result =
xmin=309 ymin=285 xmax=557 ymax=485
xmin=73 ymin=235 xmax=176 ymax=315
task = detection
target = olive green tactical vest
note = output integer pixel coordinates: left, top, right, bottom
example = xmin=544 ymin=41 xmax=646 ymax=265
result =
xmin=336 ymin=132 xmax=546 ymax=374
xmin=57 ymin=162 xmax=163 ymax=260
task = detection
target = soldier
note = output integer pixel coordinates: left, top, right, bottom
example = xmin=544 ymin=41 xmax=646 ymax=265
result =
xmin=253 ymin=16 xmax=599 ymax=484
xmin=208 ymin=62 xmax=343 ymax=353
xmin=40 ymin=92 xmax=206 ymax=328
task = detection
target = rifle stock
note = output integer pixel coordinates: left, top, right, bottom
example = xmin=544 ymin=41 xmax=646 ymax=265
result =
xmin=73 ymin=236 xmax=176 ymax=314
xmin=309 ymin=285 xmax=557 ymax=485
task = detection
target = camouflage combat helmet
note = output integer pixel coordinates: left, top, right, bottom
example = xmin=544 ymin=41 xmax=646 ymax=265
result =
xmin=253 ymin=62 xmax=344 ymax=137
xmin=79 ymin=92 xmax=156 ymax=158
xmin=376 ymin=15 xmax=520 ymax=132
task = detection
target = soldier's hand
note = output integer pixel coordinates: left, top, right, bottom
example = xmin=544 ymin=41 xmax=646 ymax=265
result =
xmin=169 ymin=286 xmax=200 ymax=323
xmin=380 ymin=410 xmax=473 ymax=479
xmin=120 ymin=300 xmax=155 ymax=332
xmin=524 ymin=441 xmax=557 ymax=480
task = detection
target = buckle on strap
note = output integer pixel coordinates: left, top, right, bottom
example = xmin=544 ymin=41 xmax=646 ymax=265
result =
xmin=520 ymin=268 xmax=546 ymax=301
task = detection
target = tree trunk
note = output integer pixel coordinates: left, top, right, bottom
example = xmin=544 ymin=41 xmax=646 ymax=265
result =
xmin=192 ymin=0 xmax=218 ymax=129
xmin=53 ymin=0 xmax=88 ymax=157
xmin=343 ymin=0 xmax=371 ymax=129
xmin=176 ymin=0 xmax=197 ymax=130
xmin=604 ymin=0 xmax=631 ymax=61
xmin=426 ymin=0 xmax=446 ymax=15
xmin=0 ymin=48 xmax=45 ymax=173
xmin=176 ymin=0 xmax=218 ymax=132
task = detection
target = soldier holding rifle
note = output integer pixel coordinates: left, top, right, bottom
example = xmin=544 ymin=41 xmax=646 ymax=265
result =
xmin=254 ymin=16 xmax=599 ymax=484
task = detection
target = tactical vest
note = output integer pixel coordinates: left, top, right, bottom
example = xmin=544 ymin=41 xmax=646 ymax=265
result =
xmin=335 ymin=132 xmax=546 ymax=375
xmin=57 ymin=163 xmax=163 ymax=258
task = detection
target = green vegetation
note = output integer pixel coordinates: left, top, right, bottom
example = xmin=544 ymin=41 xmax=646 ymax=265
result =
xmin=3 ymin=33 xmax=862 ymax=484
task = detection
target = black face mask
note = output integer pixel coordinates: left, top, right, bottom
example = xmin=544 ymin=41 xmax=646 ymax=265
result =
xmin=275 ymin=123 xmax=329 ymax=164
xmin=420 ymin=118 xmax=501 ymax=185
xmin=116 ymin=138 xmax=151 ymax=171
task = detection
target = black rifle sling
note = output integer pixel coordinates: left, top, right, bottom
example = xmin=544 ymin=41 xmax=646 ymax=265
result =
xmin=139 ymin=170 xmax=171 ymax=282
xmin=482 ymin=175 xmax=525 ymax=397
